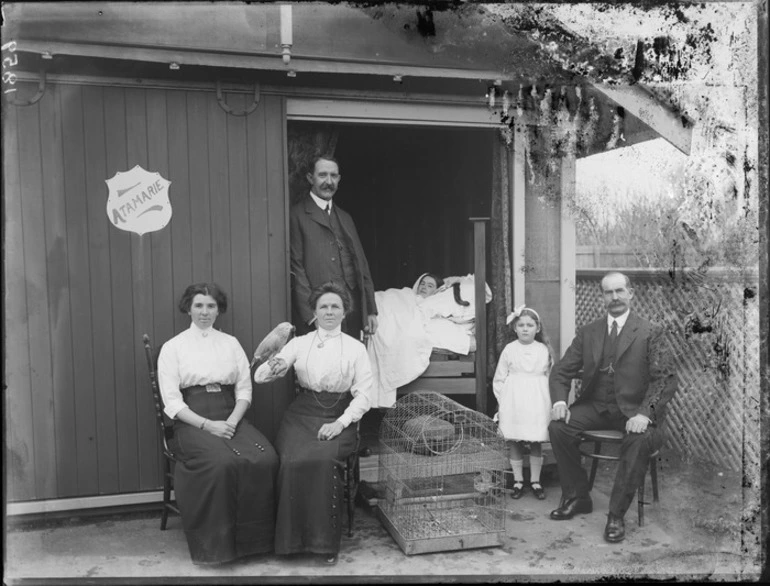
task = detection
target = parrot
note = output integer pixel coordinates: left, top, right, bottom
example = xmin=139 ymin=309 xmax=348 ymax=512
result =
xmin=250 ymin=322 xmax=295 ymax=369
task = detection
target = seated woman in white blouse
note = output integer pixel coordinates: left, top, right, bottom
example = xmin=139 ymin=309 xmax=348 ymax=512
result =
xmin=157 ymin=282 xmax=278 ymax=565
xmin=256 ymin=281 xmax=373 ymax=566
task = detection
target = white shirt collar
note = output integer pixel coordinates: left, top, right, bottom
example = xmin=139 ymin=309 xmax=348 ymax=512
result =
xmin=309 ymin=191 xmax=332 ymax=211
xmin=317 ymin=325 xmax=342 ymax=340
xmin=607 ymin=310 xmax=630 ymax=332
xmin=188 ymin=322 xmax=217 ymax=335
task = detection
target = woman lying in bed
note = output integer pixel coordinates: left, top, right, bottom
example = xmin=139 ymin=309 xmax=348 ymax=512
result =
xmin=413 ymin=273 xmax=476 ymax=355
xmin=367 ymin=272 xmax=491 ymax=408
xmin=415 ymin=273 xmax=443 ymax=298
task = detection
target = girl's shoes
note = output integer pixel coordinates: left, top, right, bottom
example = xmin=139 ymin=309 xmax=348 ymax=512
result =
xmin=511 ymin=480 xmax=545 ymax=499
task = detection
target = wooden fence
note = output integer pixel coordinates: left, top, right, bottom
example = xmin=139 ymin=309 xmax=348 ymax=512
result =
xmin=575 ymin=268 xmax=760 ymax=471
xmin=576 ymin=245 xmax=644 ymax=268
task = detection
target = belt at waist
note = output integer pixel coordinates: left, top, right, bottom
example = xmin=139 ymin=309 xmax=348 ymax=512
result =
xmin=181 ymin=383 xmax=235 ymax=399
xmin=297 ymin=386 xmax=351 ymax=397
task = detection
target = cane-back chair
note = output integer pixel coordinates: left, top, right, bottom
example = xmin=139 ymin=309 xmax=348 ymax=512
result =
xmin=142 ymin=333 xmax=180 ymax=530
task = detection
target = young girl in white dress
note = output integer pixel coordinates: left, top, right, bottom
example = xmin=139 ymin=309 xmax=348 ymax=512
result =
xmin=493 ymin=305 xmax=553 ymax=500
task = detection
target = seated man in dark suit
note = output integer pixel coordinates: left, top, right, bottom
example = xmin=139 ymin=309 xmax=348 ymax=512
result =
xmin=548 ymin=271 xmax=677 ymax=543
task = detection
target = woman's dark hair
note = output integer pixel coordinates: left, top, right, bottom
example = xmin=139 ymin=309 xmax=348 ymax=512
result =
xmin=178 ymin=282 xmax=228 ymax=314
xmin=420 ymin=273 xmax=444 ymax=290
xmin=308 ymin=281 xmax=351 ymax=314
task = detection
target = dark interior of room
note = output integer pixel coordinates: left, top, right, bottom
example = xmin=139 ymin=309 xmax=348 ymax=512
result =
xmin=292 ymin=121 xmax=494 ymax=292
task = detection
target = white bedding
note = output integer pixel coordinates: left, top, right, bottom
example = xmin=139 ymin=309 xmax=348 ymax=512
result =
xmin=368 ymin=274 xmax=491 ymax=408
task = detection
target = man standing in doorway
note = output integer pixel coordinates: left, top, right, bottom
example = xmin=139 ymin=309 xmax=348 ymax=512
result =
xmin=290 ymin=155 xmax=378 ymax=339
xmin=548 ymin=271 xmax=677 ymax=543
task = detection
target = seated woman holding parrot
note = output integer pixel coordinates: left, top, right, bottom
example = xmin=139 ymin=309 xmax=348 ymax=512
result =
xmin=254 ymin=281 xmax=372 ymax=566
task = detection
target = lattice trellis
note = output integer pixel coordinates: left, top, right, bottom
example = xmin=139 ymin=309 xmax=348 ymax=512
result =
xmin=575 ymin=271 xmax=760 ymax=471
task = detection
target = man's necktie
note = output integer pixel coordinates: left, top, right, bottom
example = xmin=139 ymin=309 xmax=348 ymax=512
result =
xmin=325 ymin=203 xmax=331 ymax=215
xmin=609 ymin=320 xmax=619 ymax=363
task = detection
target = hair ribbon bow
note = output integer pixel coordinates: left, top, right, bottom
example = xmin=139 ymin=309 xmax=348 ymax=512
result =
xmin=506 ymin=304 xmax=527 ymax=325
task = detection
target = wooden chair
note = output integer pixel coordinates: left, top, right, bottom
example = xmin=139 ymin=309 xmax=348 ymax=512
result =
xmin=142 ymin=334 xmax=180 ymax=530
xmin=340 ymin=333 xmax=379 ymax=535
xmin=343 ymin=422 xmax=363 ymax=538
xmin=579 ymin=429 xmax=660 ymax=526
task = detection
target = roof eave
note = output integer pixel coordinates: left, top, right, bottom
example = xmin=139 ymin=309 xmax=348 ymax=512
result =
xmin=17 ymin=39 xmax=508 ymax=83
xmin=588 ymin=82 xmax=693 ymax=156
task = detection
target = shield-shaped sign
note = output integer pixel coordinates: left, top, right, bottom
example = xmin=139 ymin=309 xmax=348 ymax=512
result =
xmin=105 ymin=165 xmax=172 ymax=235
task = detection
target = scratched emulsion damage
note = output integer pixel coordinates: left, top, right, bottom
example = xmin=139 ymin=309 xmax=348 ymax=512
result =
xmin=357 ymin=2 xmax=761 ymax=579
xmin=484 ymin=4 xmax=762 ymax=579
xmin=487 ymin=8 xmax=758 ymax=317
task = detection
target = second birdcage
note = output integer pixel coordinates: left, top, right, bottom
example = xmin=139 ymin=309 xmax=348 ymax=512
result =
xmin=377 ymin=391 xmax=509 ymax=555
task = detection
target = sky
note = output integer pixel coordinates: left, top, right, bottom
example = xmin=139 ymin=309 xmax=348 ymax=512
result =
xmin=576 ymin=137 xmax=687 ymax=208
xmin=553 ymin=2 xmax=758 ymax=230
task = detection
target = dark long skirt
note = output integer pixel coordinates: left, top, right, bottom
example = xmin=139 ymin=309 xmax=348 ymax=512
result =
xmin=169 ymin=386 xmax=278 ymax=564
xmin=274 ymin=390 xmax=357 ymax=555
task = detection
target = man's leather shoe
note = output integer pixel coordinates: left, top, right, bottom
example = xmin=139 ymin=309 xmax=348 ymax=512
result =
xmin=604 ymin=513 xmax=625 ymax=543
xmin=549 ymin=497 xmax=593 ymax=520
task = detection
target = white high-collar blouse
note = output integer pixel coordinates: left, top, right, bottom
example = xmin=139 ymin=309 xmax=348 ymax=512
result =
xmin=274 ymin=326 xmax=372 ymax=428
xmin=157 ymin=324 xmax=252 ymax=419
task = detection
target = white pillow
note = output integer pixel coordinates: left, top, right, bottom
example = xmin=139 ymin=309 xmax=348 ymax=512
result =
xmin=427 ymin=274 xmax=492 ymax=323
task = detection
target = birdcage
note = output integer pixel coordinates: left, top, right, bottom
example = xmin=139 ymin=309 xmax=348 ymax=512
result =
xmin=377 ymin=391 xmax=509 ymax=555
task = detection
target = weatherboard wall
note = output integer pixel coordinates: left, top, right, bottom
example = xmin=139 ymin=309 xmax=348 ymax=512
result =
xmin=3 ymin=80 xmax=291 ymax=502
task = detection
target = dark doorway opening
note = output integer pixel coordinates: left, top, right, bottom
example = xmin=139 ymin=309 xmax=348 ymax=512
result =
xmin=287 ymin=121 xmax=495 ymax=449
xmin=290 ymin=121 xmax=494 ymax=290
